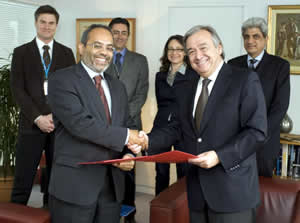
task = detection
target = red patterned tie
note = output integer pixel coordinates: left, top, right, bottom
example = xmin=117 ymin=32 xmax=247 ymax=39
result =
xmin=94 ymin=75 xmax=111 ymax=124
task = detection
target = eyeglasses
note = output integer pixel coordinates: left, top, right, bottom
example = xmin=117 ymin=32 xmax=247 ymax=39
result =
xmin=167 ymin=48 xmax=185 ymax=53
xmin=86 ymin=42 xmax=115 ymax=52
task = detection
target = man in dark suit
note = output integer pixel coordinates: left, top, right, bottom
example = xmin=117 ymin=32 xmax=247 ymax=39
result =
xmin=228 ymin=17 xmax=290 ymax=177
xmin=10 ymin=5 xmax=75 ymax=207
xmin=47 ymin=24 xmax=143 ymax=223
xmin=106 ymin=17 xmax=149 ymax=223
xmin=135 ymin=25 xmax=267 ymax=223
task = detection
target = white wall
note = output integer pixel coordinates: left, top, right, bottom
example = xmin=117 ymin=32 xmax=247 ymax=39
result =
xmin=52 ymin=0 xmax=136 ymax=54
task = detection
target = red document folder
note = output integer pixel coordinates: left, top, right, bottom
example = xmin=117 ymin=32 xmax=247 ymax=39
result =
xmin=78 ymin=150 xmax=197 ymax=165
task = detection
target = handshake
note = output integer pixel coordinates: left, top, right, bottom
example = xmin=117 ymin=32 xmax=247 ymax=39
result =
xmin=113 ymin=130 xmax=149 ymax=172
xmin=127 ymin=130 xmax=149 ymax=154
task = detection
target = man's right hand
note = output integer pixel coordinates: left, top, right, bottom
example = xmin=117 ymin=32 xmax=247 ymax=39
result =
xmin=35 ymin=114 xmax=55 ymax=133
xmin=127 ymin=130 xmax=149 ymax=153
xmin=127 ymin=130 xmax=149 ymax=154
xmin=138 ymin=131 xmax=149 ymax=150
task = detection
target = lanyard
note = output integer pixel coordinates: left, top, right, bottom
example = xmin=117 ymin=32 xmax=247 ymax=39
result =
xmin=42 ymin=58 xmax=52 ymax=80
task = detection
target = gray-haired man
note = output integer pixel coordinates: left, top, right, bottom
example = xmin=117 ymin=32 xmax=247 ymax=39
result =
xmin=228 ymin=17 xmax=290 ymax=177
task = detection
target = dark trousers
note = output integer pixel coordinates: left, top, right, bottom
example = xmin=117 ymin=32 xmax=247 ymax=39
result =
xmin=190 ymin=207 xmax=256 ymax=223
xmin=123 ymin=168 xmax=136 ymax=220
xmin=49 ymin=171 xmax=121 ymax=223
xmin=11 ymin=131 xmax=54 ymax=205
xmin=155 ymin=162 xmax=188 ymax=195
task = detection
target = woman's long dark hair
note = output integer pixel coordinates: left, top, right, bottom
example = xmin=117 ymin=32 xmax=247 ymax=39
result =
xmin=159 ymin=35 xmax=189 ymax=72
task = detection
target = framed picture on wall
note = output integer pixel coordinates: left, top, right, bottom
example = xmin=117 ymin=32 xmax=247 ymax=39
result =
xmin=76 ymin=18 xmax=136 ymax=62
xmin=267 ymin=5 xmax=300 ymax=74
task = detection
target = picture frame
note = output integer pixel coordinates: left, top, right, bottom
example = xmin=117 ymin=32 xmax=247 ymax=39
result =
xmin=267 ymin=5 xmax=300 ymax=74
xmin=76 ymin=18 xmax=136 ymax=62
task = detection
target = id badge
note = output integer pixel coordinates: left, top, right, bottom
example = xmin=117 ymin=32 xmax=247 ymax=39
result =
xmin=43 ymin=80 xmax=48 ymax=96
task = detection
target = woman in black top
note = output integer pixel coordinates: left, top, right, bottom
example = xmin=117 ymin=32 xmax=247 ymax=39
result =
xmin=153 ymin=34 xmax=190 ymax=195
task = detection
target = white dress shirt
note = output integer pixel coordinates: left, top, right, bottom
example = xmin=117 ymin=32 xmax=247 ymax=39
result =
xmin=36 ymin=37 xmax=54 ymax=60
xmin=247 ymin=50 xmax=264 ymax=69
xmin=193 ymin=61 xmax=224 ymax=117
xmin=81 ymin=61 xmax=112 ymax=115
xmin=33 ymin=37 xmax=54 ymax=123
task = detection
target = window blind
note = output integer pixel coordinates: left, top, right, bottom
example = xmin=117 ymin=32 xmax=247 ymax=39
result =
xmin=0 ymin=0 xmax=37 ymax=66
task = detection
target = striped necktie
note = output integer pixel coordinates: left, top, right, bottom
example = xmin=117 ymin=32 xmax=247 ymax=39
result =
xmin=94 ymin=75 xmax=111 ymax=124
xmin=195 ymin=78 xmax=211 ymax=130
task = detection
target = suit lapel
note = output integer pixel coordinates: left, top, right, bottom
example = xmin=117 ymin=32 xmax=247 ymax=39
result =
xmin=181 ymin=69 xmax=200 ymax=135
xmin=30 ymin=39 xmax=45 ymax=85
xmin=50 ymin=41 xmax=59 ymax=73
xmin=119 ymin=50 xmax=132 ymax=79
xmin=189 ymin=77 xmax=200 ymax=134
xmin=198 ymin=64 xmax=233 ymax=134
xmin=75 ymin=64 xmax=109 ymax=124
xmin=241 ymin=55 xmax=248 ymax=68
xmin=104 ymin=73 xmax=118 ymax=124
xmin=255 ymin=51 xmax=269 ymax=74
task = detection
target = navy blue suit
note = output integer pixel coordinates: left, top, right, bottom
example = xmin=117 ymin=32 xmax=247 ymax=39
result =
xmin=148 ymin=63 xmax=267 ymax=212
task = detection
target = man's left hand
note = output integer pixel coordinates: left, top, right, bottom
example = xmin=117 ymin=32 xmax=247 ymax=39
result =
xmin=112 ymin=154 xmax=135 ymax=171
xmin=188 ymin=150 xmax=220 ymax=169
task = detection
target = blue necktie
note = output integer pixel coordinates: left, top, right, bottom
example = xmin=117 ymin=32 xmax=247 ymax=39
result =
xmin=249 ymin=59 xmax=257 ymax=70
xmin=115 ymin=53 xmax=122 ymax=73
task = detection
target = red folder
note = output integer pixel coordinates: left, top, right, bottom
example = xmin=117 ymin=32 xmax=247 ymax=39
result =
xmin=78 ymin=150 xmax=197 ymax=165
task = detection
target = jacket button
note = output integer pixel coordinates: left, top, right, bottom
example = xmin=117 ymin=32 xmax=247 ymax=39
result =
xmin=197 ymin=138 xmax=202 ymax=143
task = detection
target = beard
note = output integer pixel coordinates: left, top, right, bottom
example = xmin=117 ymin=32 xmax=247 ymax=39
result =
xmin=82 ymin=53 xmax=111 ymax=73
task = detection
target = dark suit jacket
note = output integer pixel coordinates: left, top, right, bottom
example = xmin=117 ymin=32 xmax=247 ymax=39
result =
xmin=228 ymin=51 xmax=290 ymax=160
xmin=106 ymin=49 xmax=149 ymax=130
xmin=47 ymin=63 xmax=130 ymax=206
xmin=148 ymin=63 xmax=267 ymax=212
xmin=153 ymin=69 xmax=188 ymax=128
xmin=10 ymin=38 xmax=75 ymax=133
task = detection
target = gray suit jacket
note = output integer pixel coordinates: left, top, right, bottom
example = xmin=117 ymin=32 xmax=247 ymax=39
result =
xmin=106 ymin=49 xmax=149 ymax=130
xmin=47 ymin=63 xmax=130 ymax=206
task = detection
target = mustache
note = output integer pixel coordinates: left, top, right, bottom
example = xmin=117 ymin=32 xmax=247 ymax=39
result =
xmin=95 ymin=53 xmax=110 ymax=60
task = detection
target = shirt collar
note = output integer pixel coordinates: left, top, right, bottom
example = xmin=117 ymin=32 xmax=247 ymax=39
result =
xmin=178 ymin=63 xmax=187 ymax=75
xmin=114 ymin=48 xmax=127 ymax=58
xmin=168 ymin=63 xmax=187 ymax=75
xmin=247 ymin=50 xmax=264 ymax=63
xmin=36 ymin=37 xmax=54 ymax=51
xmin=201 ymin=60 xmax=224 ymax=82
xmin=81 ymin=61 xmax=105 ymax=80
